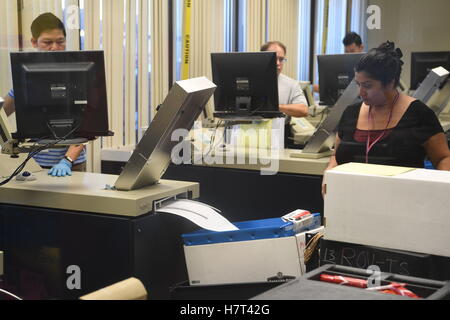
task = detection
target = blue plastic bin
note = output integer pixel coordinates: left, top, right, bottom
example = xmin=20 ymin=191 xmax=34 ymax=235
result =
xmin=182 ymin=213 xmax=321 ymax=246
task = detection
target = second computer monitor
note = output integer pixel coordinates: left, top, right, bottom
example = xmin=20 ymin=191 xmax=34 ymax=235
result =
xmin=10 ymin=50 xmax=111 ymax=143
xmin=410 ymin=51 xmax=450 ymax=91
xmin=318 ymin=53 xmax=364 ymax=106
xmin=211 ymin=52 xmax=281 ymax=119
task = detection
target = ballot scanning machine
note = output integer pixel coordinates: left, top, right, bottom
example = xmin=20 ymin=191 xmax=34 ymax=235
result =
xmin=0 ymin=70 xmax=217 ymax=299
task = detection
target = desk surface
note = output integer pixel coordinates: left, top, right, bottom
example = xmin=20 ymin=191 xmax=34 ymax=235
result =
xmin=102 ymin=146 xmax=330 ymax=176
xmin=0 ymin=171 xmax=199 ymax=217
xmin=0 ymin=153 xmax=42 ymax=178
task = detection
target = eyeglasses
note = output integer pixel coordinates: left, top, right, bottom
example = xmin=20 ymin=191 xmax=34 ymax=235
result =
xmin=39 ymin=39 xmax=66 ymax=48
xmin=277 ymin=57 xmax=288 ymax=63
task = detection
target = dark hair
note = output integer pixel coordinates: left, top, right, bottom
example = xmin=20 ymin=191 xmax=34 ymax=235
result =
xmin=31 ymin=12 xmax=66 ymax=39
xmin=343 ymin=32 xmax=362 ymax=47
xmin=355 ymin=41 xmax=404 ymax=87
xmin=260 ymin=41 xmax=287 ymax=55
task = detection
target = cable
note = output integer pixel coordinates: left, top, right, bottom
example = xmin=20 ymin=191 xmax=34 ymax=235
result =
xmin=311 ymin=105 xmax=328 ymax=118
xmin=200 ymin=119 xmax=223 ymax=159
xmin=0 ymin=121 xmax=82 ymax=186
xmin=0 ymin=288 xmax=23 ymax=300
xmin=197 ymin=119 xmax=246 ymax=163
xmin=312 ymin=107 xmax=329 ymax=129
xmin=247 ymin=106 xmax=263 ymax=117
xmin=203 ymin=120 xmax=235 ymax=158
xmin=209 ymin=119 xmax=223 ymax=150
xmin=304 ymin=232 xmax=323 ymax=263
xmin=0 ymin=141 xmax=51 ymax=186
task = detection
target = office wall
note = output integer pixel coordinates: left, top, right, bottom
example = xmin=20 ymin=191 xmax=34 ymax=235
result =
xmin=366 ymin=0 xmax=450 ymax=88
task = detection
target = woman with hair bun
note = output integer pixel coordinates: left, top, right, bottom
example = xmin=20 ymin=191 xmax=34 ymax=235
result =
xmin=324 ymin=41 xmax=450 ymax=174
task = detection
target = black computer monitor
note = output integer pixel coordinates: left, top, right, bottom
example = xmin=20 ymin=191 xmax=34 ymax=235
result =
xmin=318 ymin=53 xmax=364 ymax=106
xmin=211 ymin=52 xmax=282 ymax=118
xmin=10 ymin=50 xmax=112 ymax=143
xmin=410 ymin=51 xmax=450 ymax=90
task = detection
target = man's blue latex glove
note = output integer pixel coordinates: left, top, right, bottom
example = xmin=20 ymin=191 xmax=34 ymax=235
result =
xmin=48 ymin=158 xmax=72 ymax=177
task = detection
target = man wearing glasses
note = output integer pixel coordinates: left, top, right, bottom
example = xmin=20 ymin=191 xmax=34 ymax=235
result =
xmin=261 ymin=41 xmax=309 ymax=147
xmin=1 ymin=12 xmax=86 ymax=177
xmin=261 ymin=41 xmax=309 ymax=118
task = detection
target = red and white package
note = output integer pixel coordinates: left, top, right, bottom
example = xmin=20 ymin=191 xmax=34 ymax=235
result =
xmin=319 ymin=274 xmax=368 ymax=289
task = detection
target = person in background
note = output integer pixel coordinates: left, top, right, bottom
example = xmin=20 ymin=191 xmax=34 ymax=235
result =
xmin=322 ymin=41 xmax=450 ymax=193
xmin=261 ymin=41 xmax=309 ymax=146
xmin=343 ymin=31 xmax=365 ymax=53
xmin=261 ymin=41 xmax=309 ymax=118
xmin=1 ymin=12 xmax=86 ymax=177
xmin=313 ymin=32 xmax=365 ymax=93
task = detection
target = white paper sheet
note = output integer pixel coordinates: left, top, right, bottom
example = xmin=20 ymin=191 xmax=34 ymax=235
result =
xmin=155 ymin=199 xmax=238 ymax=232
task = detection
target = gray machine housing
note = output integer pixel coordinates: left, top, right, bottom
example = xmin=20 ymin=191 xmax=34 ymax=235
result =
xmin=114 ymin=77 xmax=216 ymax=191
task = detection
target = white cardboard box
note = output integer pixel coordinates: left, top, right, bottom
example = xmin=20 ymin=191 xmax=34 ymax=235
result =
xmin=323 ymin=163 xmax=450 ymax=257
xmin=184 ymin=227 xmax=323 ymax=286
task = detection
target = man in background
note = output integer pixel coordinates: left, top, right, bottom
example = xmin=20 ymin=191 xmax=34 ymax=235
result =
xmin=343 ymin=31 xmax=364 ymax=53
xmin=313 ymin=31 xmax=365 ymax=93
xmin=1 ymin=12 xmax=86 ymax=177
xmin=261 ymin=41 xmax=309 ymax=118
xmin=261 ymin=41 xmax=310 ymax=147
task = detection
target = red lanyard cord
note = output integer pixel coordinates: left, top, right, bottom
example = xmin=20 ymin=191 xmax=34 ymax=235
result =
xmin=365 ymin=92 xmax=400 ymax=163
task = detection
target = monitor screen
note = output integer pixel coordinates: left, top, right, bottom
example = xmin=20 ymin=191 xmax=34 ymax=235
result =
xmin=410 ymin=51 xmax=450 ymax=90
xmin=211 ymin=52 xmax=282 ymax=119
xmin=318 ymin=53 xmax=364 ymax=106
xmin=10 ymin=50 xmax=112 ymax=143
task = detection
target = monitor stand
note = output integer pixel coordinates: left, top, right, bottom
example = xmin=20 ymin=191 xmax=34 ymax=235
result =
xmin=215 ymin=115 xmax=266 ymax=122
xmin=37 ymin=138 xmax=89 ymax=145
xmin=214 ymin=111 xmax=284 ymax=120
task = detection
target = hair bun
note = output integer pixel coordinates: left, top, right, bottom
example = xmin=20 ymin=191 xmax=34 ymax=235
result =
xmin=395 ymin=48 xmax=404 ymax=66
xmin=378 ymin=41 xmax=395 ymax=53
xmin=378 ymin=41 xmax=404 ymax=65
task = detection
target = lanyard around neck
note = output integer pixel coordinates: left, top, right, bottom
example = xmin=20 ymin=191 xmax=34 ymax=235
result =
xmin=365 ymin=92 xmax=399 ymax=163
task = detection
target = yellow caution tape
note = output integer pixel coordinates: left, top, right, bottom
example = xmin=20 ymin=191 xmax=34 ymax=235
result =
xmin=181 ymin=0 xmax=192 ymax=80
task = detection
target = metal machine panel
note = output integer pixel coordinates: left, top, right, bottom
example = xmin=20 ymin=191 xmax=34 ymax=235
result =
xmin=290 ymin=80 xmax=360 ymax=159
xmin=428 ymin=80 xmax=450 ymax=116
xmin=114 ymin=77 xmax=216 ymax=191
xmin=412 ymin=66 xmax=449 ymax=103
xmin=0 ymin=171 xmax=199 ymax=217
xmin=302 ymin=80 xmax=360 ymax=154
